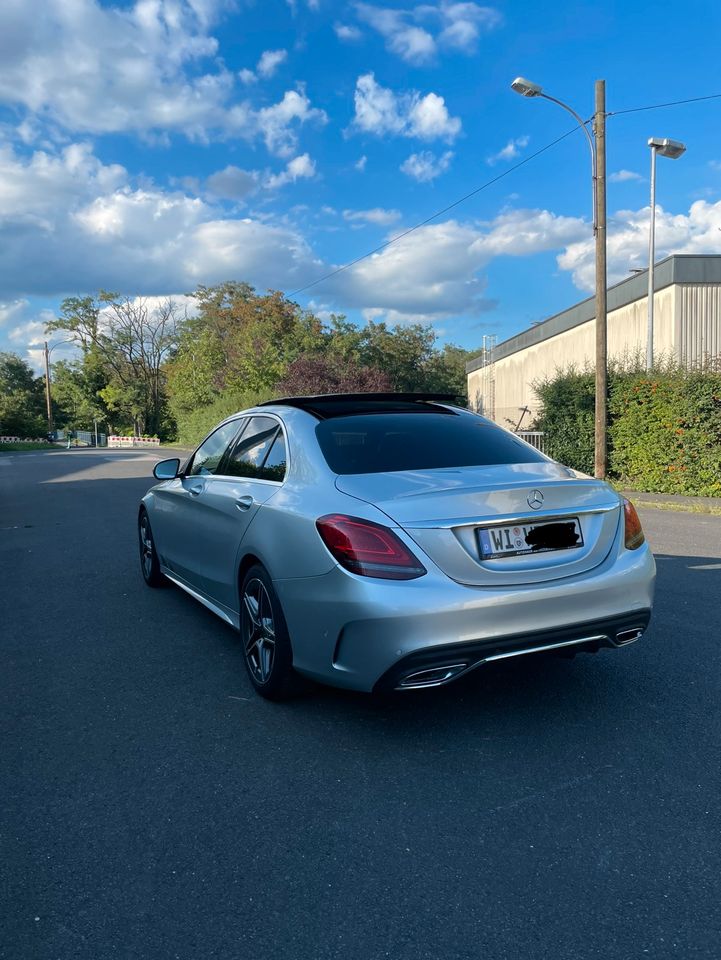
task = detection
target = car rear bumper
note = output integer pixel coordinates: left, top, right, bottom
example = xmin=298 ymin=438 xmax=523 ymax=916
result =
xmin=372 ymin=609 xmax=651 ymax=692
xmin=274 ymin=541 xmax=656 ymax=693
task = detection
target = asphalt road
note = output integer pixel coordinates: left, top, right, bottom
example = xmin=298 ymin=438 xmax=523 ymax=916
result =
xmin=2 ymin=450 xmax=719 ymax=960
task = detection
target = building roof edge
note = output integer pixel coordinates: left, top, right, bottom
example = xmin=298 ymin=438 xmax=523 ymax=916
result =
xmin=466 ymin=254 xmax=721 ymax=373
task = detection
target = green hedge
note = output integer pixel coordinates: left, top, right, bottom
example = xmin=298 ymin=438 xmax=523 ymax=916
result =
xmin=533 ymin=363 xmax=721 ymax=496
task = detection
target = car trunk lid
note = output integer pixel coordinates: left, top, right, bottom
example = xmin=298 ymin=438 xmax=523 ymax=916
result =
xmin=335 ymin=462 xmax=622 ymax=586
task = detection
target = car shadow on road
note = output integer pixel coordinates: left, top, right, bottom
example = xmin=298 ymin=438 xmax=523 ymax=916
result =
xmin=191 ymin=549 xmax=719 ymax=745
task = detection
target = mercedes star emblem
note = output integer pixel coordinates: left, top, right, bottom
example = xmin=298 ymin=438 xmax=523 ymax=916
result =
xmin=527 ymin=489 xmax=544 ymax=510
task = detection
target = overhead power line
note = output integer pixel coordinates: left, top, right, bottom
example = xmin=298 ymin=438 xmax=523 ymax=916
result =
xmin=289 ymin=124 xmax=582 ymax=297
xmin=608 ymin=92 xmax=721 ymax=117
xmin=289 ymin=91 xmax=721 ymax=300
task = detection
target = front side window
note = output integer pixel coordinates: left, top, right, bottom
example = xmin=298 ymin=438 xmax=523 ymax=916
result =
xmin=225 ymin=417 xmax=286 ymax=481
xmin=188 ymin=420 xmax=243 ymax=477
xmin=315 ymin=413 xmax=546 ymax=475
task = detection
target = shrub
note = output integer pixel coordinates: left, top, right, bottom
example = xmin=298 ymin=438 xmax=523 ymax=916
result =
xmin=175 ymin=388 xmax=275 ymax=447
xmin=610 ymin=366 xmax=721 ymax=496
xmin=533 ymin=361 xmax=721 ymax=495
xmin=532 ymin=366 xmax=596 ymax=475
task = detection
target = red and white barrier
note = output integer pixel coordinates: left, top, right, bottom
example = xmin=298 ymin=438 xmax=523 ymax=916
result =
xmin=108 ymin=436 xmax=161 ymax=448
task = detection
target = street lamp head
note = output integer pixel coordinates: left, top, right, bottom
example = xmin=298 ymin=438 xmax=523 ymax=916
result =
xmin=511 ymin=76 xmax=543 ymax=98
xmin=648 ymin=137 xmax=686 ymax=159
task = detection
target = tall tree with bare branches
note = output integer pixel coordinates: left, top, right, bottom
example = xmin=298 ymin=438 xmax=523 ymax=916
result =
xmin=47 ymin=292 xmax=183 ymax=436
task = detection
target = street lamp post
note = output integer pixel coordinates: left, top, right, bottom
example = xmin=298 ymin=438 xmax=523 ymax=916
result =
xmin=43 ymin=339 xmax=74 ymax=436
xmin=646 ymin=137 xmax=686 ymax=370
xmin=511 ymin=77 xmax=608 ymax=480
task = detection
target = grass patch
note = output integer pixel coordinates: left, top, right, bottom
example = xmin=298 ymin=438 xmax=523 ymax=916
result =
xmin=0 ymin=442 xmax=55 ymax=452
xmin=634 ymin=500 xmax=721 ymax=517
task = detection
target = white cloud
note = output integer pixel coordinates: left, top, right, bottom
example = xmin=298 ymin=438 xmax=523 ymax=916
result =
xmin=322 ymin=209 xmax=587 ymax=322
xmin=0 ymin=0 xmax=230 ymax=138
xmin=400 ymin=149 xmax=453 ymax=181
xmin=9 ymin=317 xmax=52 ymax=346
xmin=432 ymin=2 xmax=503 ymax=52
xmin=356 ymin=4 xmax=434 ymax=63
xmin=709 ymin=161 xmax=721 ymax=172
xmin=486 ymin=135 xmax=529 ymax=166
xmin=265 ymin=153 xmax=317 ymax=189
xmin=355 ymin=155 xmax=368 ymax=171
xmin=0 ymin=140 xmax=319 ymax=300
xmin=3 ymin=306 xmax=68 ymax=370
xmin=335 ymin=22 xmax=363 ymax=41
xmin=343 ymin=208 xmax=401 ymax=225
xmin=609 ymin=169 xmax=643 ymax=183
xmin=206 ymin=165 xmax=260 ymax=199
xmin=256 ymin=89 xmax=327 ymax=157
xmin=557 ymin=199 xmax=721 ymax=291
xmin=0 ymin=1 xmax=322 ymax=152
xmin=257 ymin=49 xmax=288 ymax=79
xmin=352 ymin=73 xmax=461 ymax=141
xmin=0 ymin=140 xmax=585 ymax=328
xmin=355 ymin=2 xmax=501 ymax=63
xmin=0 ymin=142 xmax=127 ymax=223
xmin=0 ymin=299 xmax=31 ymax=327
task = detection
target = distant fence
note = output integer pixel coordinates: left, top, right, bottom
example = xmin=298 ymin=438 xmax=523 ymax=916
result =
xmin=74 ymin=430 xmax=107 ymax=447
xmin=515 ymin=430 xmax=547 ymax=454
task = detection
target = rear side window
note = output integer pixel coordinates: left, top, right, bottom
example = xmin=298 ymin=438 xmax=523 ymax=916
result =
xmin=315 ymin=413 xmax=545 ymax=475
xmin=224 ymin=416 xmax=286 ymax=481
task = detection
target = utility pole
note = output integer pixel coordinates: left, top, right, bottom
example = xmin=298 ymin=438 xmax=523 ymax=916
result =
xmin=593 ymin=80 xmax=607 ymax=480
xmin=43 ymin=341 xmax=53 ymax=436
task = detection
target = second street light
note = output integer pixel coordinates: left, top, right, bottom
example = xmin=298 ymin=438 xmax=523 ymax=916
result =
xmin=511 ymin=76 xmax=608 ymax=480
xmin=646 ymin=137 xmax=686 ymax=370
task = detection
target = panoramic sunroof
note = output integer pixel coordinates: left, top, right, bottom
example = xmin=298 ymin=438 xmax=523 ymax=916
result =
xmin=259 ymin=393 xmax=461 ymax=419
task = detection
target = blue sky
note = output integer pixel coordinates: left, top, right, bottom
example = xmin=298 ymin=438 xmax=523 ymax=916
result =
xmin=1 ymin=0 xmax=720 ymax=369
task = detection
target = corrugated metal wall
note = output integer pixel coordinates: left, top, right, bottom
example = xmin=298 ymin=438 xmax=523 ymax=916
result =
xmin=468 ymin=286 xmax=677 ymax=423
xmin=677 ymin=285 xmax=721 ymax=363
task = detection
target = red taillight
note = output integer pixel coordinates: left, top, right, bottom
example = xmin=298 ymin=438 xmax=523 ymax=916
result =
xmin=316 ymin=514 xmax=427 ymax=580
xmin=623 ymin=499 xmax=645 ymax=550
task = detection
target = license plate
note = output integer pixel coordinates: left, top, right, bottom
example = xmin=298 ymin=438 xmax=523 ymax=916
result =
xmin=477 ymin=518 xmax=584 ymax=559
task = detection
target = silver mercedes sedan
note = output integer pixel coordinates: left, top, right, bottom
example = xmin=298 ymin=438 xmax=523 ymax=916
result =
xmin=139 ymin=393 xmax=655 ymax=700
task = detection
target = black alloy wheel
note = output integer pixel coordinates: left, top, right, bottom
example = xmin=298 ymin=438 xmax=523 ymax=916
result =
xmin=240 ymin=564 xmax=297 ymax=700
xmin=139 ymin=510 xmax=165 ymax=587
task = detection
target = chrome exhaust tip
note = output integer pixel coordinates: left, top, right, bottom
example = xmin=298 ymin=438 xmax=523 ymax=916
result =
xmin=397 ymin=663 xmax=469 ymax=689
xmin=615 ymin=627 xmax=645 ymax=646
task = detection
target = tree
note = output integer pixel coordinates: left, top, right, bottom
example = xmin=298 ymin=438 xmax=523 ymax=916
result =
xmin=47 ymin=293 xmax=182 ymax=437
xmin=0 ymin=353 xmax=46 ymax=437
xmin=49 ymin=360 xmax=106 ymax=430
xmin=359 ymin=322 xmax=437 ymax=391
xmin=422 ymin=343 xmax=477 ymax=400
xmin=275 ymin=354 xmax=393 ymax=396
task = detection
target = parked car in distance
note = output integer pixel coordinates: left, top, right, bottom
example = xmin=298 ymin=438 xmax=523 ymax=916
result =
xmin=139 ymin=393 xmax=655 ymax=700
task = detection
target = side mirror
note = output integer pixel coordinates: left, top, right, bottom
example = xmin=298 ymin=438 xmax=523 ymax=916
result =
xmin=153 ymin=457 xmax=180 ymax=480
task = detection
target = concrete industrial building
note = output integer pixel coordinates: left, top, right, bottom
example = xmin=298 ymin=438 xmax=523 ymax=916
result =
xmin=466 ymin=254 xmax=721 ymax=429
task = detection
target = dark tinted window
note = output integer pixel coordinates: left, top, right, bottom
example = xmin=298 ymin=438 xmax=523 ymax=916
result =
xmin=225 ymin=416 xmax=284 ymax=480
xmin=315 ymin=413 xmax=545 ymax=475
xmin=188 ymin=419 xmax=242 ymax=476
xmin=260 ymin=432 xmax=287 ymax=482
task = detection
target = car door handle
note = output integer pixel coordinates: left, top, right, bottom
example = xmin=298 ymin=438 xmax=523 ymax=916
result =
xmin=235 ymin=495 xmax=254 ymax=511
xmin=188 ymin=482 xmax=204 ymax=497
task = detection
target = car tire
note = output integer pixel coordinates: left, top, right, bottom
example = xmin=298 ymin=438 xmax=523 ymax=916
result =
xmin=139 ymin=509 xmax=166 ymax=588
xmin=240 ymin=564 xmax=299 ymax=701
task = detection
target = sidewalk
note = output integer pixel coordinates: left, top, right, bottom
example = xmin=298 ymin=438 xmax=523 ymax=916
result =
xmin=622 ymin=489 xmax=721 ymax=513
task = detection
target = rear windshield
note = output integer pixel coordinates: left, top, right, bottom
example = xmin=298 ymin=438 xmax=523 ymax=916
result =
xmin=315 ymin=413 xmax=546 ymax=475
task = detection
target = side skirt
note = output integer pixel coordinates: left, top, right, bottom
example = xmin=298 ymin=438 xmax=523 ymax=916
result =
xmin=160 ymin=566 xmax=240 ymax=630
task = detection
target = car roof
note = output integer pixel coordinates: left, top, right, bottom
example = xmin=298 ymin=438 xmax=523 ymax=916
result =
xmin=258 ymin=392 xmax=463 ymax=420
